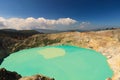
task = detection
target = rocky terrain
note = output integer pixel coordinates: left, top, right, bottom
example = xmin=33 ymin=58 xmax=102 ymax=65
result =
xmin=19 ymin=75 xmax=55 ymax=80
xmin=0 ymin=68 xmax=54 ymax=80
xmin=0 ymin=68 xmax=22 ymax=80
xmin=0 ymin=28 xmax=120 ymax=80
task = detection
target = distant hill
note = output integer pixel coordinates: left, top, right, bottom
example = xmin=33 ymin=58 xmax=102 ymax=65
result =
xmin=0 ymin=29 xmax=40 ymax=40
xmin=34 ymin=29 xmax=64 ymax=33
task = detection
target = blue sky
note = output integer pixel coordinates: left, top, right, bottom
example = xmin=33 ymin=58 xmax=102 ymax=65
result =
xmin=0 ymin=0 xmax=120 ymax=30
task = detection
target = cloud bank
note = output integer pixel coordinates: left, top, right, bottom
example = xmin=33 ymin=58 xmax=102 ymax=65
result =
xmin=0 ymin=17 xmax=91 ymax=30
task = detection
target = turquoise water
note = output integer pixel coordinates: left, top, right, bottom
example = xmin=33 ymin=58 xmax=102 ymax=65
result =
xmin=0 ymin=45 xmax=113 ymax=80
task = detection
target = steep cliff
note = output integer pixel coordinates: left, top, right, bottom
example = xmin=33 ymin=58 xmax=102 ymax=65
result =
xmin=0 ymin=30 xmax=40 ymax=64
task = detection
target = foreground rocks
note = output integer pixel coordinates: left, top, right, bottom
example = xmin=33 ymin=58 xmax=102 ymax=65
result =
xmin=19 ymin=75 xmax=55 ymax=80
xmin=0 ymin=68 xmax=55 ymax=80
xmin=0 ymin=68 xmax=22 ymax=80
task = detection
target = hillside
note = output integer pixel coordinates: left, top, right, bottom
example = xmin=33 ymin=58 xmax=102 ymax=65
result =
xmin=0 ymin=29 xmax=120 ymax=80
xmin=0 ymin=29 xmax=40 ymax=64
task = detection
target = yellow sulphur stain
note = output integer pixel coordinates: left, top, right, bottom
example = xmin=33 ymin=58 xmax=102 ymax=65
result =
xmin=38 ymin=47 xmax=66 ymax=59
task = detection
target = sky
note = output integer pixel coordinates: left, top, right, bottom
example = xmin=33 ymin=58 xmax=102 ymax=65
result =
xmin=0 ymin=0 xmax=120 ymax=30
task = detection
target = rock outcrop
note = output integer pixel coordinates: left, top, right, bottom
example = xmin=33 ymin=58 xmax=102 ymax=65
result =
xmin=19 ymin=75 xmax=55 ymax=80
xmin=0 ymin=68 xmax=22 ymax=80
xmin=0 ymin=68 xmax=55 ymax=80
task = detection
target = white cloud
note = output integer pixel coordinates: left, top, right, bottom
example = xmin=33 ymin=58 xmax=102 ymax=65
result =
xmin=79 ymin=22 xmax=91 ymax=28
xmin=0 ymin=17 xmax=91 ymax=30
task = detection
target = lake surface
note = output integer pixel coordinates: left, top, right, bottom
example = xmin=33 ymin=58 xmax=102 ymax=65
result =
xmin=0 ymin=45 xmax=113 ymax=80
